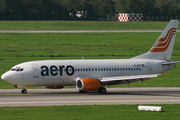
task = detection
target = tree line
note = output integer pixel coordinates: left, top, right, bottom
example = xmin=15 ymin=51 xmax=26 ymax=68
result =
xmin=0 ymin=0 xmax=179 ymax=20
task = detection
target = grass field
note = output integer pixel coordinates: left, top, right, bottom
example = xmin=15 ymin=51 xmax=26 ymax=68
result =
xmin=0 ymin=22 xmax=180 ymax=118
xmin=0 ymin=32 xmax=180 ymax=88
xmin=0 ymin=20 xmax=178 ymax=30
xmin=0 ymin=104 xmax=180 ymax=120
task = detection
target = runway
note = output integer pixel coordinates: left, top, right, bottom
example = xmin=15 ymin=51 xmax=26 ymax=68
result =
xmin=0 ymin=29 xmax=180 ymax=33
xmin=0 ymin=87 xmax=180 ymax=107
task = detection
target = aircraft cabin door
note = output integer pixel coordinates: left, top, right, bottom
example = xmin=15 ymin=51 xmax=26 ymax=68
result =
xmin=147 ymin=63 xmax=152 ymax=74
xmin=32 ymin=64 xmax=39 ymax=77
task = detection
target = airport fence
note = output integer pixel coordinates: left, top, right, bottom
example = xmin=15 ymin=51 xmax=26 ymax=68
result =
xmin=143 ymin=16 xmax=180 ymax=21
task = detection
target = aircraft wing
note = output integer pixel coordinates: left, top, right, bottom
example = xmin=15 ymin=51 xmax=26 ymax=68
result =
xmin=100 ymin=74 xmax=159 ymax=84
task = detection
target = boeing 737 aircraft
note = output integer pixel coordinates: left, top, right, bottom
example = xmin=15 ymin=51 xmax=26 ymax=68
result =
xmin=1 ymin=20 xmax=180 ymax=94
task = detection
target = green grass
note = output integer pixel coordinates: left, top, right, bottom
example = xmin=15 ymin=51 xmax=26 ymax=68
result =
xmin=0 ymin=104 xmax=180 ymax=120
xmin=0 ymin=32 xmax=180 ymax=88
xmin=0 ymin=20 xmax=176 ymax=30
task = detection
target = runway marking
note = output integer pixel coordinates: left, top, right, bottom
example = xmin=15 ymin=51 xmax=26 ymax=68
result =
xmin=1 ymin=100 xmax=180 ymax=105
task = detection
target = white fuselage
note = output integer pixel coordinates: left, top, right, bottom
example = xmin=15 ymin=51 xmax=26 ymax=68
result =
xmin=2 ymin=59 xmax=175 ymax=87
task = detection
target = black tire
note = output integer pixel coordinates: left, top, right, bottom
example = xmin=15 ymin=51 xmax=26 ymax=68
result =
xmin=98 ymin=87 xmax=107 ymax=94
xmin=101 ymin=87 xmax=107 ymax=94
xmin=21 ymin=89 xmax=27 ymax=94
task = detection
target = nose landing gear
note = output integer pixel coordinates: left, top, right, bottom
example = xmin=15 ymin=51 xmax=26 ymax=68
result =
xmin=14 ymin=85 xmax=27 ymax=94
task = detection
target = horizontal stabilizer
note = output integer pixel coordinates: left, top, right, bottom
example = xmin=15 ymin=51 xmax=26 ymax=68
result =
xmin=162 ymin=61 xmax=180 ymax=65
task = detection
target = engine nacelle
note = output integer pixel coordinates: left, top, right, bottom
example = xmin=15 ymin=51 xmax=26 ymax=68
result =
xmin=42 ymin=86 xmax=64 ymax=89
xmin=76 ymin=78 xmax=100 ymax=91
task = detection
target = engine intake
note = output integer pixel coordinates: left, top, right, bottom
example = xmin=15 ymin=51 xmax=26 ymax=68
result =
xmin=76 ymin=78 xmax=100 ymax=91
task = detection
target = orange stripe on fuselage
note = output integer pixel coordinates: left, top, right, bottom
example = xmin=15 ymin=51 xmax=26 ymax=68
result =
xmin=150 ymin=28 xmax=176 ymax=52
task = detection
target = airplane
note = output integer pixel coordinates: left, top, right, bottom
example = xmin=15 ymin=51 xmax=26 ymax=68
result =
xmin=1 ymin=20 xmax=180 ymax=94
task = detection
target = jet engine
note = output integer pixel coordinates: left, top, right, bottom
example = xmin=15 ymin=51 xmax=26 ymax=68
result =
xmin=76 ymin=78 xmax=100 ymax=91
xmin=43 ymin=86 xmax=64 ymax=89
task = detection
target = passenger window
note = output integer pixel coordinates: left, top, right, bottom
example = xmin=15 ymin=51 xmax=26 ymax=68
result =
xmin=20 ymin=68 xmax=24 ymax=71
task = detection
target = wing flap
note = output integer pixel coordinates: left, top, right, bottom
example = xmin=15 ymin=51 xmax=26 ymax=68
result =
xmin=101 ymin=74 xmax=159 ymax=82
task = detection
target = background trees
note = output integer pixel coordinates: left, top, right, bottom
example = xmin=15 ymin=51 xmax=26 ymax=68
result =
xmin=0 ymin=0 xmax=179 ymax=20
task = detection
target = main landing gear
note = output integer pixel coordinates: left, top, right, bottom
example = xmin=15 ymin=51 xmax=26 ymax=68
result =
xmin=21 ymin=89 xmax=27 ymax=94
xmin=98 ymin=87 xmax=107 ymax=94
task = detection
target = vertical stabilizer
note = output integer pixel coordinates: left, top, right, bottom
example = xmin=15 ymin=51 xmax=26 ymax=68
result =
xmin=132 ymin=20 xmax=179 ymax=61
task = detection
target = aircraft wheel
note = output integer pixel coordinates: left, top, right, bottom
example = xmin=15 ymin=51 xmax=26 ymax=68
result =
xmin=101 ymin=87 xmax=107 ymax=93
xmin=21 ymin=89 xmax=27 ymax=94
xmin=98 ymin=87 xmax=107 ymax=94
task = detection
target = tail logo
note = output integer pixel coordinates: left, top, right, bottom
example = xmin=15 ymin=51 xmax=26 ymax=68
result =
xmin=150 ymin=28 xmax=177 ymax=52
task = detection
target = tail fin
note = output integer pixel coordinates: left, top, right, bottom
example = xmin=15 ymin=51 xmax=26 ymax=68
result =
xmin=132 ymin=20 xmax=179 ymax=61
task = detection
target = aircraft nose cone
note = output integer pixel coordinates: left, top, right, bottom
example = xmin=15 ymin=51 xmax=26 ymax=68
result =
xmin=1 ymin=72 xmax=12 ymax=81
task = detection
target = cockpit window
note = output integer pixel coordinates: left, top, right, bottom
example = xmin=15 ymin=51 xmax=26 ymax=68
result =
xmin=11 ymin=67 xmax=24 ymax=72
xmin=11 ymin=69 xmax=16 ymax=71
